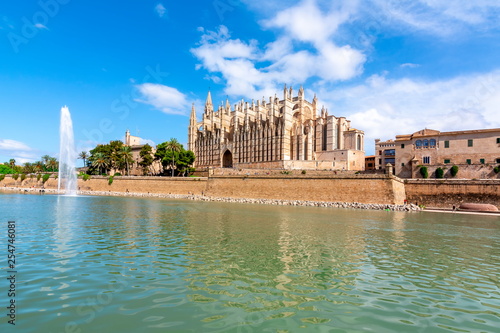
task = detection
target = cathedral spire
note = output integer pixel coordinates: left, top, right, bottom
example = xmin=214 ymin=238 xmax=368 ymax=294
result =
xmin=204 ymin=90 xmax=213 ymax=113
xmin=190 ymin=103 xmax=197 ymax=125
xmin=298 ymin=85 xmax=304 ymax=99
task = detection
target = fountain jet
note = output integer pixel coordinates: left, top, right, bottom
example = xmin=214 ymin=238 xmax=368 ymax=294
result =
xmin=58 ymin=106 xmax=77 ymax=195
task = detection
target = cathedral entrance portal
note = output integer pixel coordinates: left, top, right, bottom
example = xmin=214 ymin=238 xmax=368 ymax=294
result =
xmin=222 ymin=150 xmax=233 ymax=168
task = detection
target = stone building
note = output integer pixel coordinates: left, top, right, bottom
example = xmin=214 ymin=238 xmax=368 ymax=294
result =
xmin=188 ymin=86 xmax=365 ymax=170
xmin=374 ymin=139 xmax=396 ymax=171
xmin=365 ymin=155 xmax=376 ymax=171
xmin=392 ymin=128 xmax=500 ymax=179
xmin=124 ymin=130 xmax=161 ymax=175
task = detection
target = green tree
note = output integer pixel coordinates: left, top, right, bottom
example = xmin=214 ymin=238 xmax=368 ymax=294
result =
xmin=78 ymin=151 xmax=89 ymax=168
xmin=118 ymin=146 xmax=133 ymax=176
xmin=91 ymin=152 xmax=109 ymax=175
xmin=34 ymin=161 xmax=44 ymax=174
xmin=139 ymin=144 xmax=154 ymax=175
xmin=47 ymin=157 xmax=58 ymax=172
xmin=450 ymin=165 xmax=459 ymax=177
xmin=9 ymin=159 xmax=15 ymax=169
xmin=419 ymin=166 xmax=429 ymax=179
xmin=435 ymin=167 xmax=444 ymax=179
xmin=22 ymin=162 xmax=35 ymax=174
xmin=155 ymin=139 xmax=195 ymax=176
xmin=0 ymin=164 xmax=16 ymax=174
xmin=88 ymin=140 xmax=124 ymax=174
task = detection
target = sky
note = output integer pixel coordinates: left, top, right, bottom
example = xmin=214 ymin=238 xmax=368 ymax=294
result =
xmin=1 ymin=0 xmax=500 ymax=165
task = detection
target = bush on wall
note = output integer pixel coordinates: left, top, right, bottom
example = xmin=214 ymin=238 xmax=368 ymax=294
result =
xmin=450 ymin=165 xmax=459 ymax=177
xmin=435 ymin=167 xmax=444 ymax=179
xmin=419 ymin=166 xmax=429 ymax=179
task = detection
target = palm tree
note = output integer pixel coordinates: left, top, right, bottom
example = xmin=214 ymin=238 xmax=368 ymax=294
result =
xmin=47 ymin=157 xmax=58 ymax=172
xmin=92 ymin=153 xmax=108 ymax=175
xmin=118 ymin=146 xmax=133 ymax=176
xmin=9 ymin=159 xmax=15 ymax=169
xmin=166 ymin=138 xmax=182 ymax=177
xmin=23 ymin=162 xmax=35 ymax=174
xmin=41 ymin=155 xmax=51 ymax=167
xmin=78 ymin=151 xmax=89 ymax=168
xmin=34 ymin=161 xmax=44 ymax=174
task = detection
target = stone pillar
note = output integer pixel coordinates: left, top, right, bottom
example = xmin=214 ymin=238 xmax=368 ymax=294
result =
xmin=385 ymin=163 xmax=394 ymax=175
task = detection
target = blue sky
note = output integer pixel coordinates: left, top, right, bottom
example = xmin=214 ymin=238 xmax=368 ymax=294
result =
xmin=1 ymin=0 xmax=500 ymax=165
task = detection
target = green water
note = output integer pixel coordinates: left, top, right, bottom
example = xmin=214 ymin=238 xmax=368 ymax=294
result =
xmin=1 ymin=193 xmax=499 ymax=332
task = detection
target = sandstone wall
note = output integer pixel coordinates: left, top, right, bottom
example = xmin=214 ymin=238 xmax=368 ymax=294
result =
xmin=205 ymin=175 xmax=405 ymax=205
xmin=405 ymin=179 xmax=500 ymax=208
xmin=0 ymin=174 xmax=404 ymax=205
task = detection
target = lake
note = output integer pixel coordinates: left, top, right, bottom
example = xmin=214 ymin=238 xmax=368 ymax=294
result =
xmin=1 ymin=193 xmax=499 ymax=332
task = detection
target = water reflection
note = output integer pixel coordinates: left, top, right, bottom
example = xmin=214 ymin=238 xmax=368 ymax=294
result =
xmin=2 ymin=193 xmax=498 ymax=333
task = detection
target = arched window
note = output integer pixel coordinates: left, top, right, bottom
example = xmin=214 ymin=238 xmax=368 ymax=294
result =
xmin=357 ymin=135 xmax=362 ymax=151
xmin=430 ymin=139 xmax=436 ymax=147
xmin=423 ymin=139 xmax=429 ymax=148
xmin=416 ymin=140 xmax=422 ymax=148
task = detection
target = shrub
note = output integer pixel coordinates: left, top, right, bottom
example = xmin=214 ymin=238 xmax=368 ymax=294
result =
xmin=114 ymin=172 xmax=122 ymax=176
xmin=435 ymin=167 xmax=444 ymax=179
xmin=20 ymin=173 xmax=27 ymax=182
xmin=419 ymin=166 xmax=428 ymax=179
xmin=42 ymin=174 xmax=51 ymax=183
xmin=12 ymin=174 xmax=19 ymax=180
xmin=450 ymin=165 xmax=459 ymax=177
xmin=37 ymin=174 xmax=41 ymax=181
xmin=82 ymin=174 xmax=90 ymax=181
xmin=301 ymin=170 xmax=307 ymax=175
xmin=0 ymin=174 xmax=5 ymax=181
xmin=108 ymin=175 xmax=114 ymax=185
xmin=494 ymin=166 xmax=500 ymax=174
xmin=280 ymin=170 xmax=291 ymax=175
xmin=54 ymin=174 xmax=58 ymax=179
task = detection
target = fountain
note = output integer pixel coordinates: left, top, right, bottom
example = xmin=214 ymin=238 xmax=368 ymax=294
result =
xmin=58 ymin=106 xmax=78 ymax=195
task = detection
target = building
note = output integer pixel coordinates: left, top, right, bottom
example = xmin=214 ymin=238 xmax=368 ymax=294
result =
xmin=393 ymin=128 xmax=500 ymax=179
xmin=365 ymin=155 xmax=376 ymax=171
xmin=124 ymin=130 xmax=161 ymax=175
xmin=374 ymin=139 xmax=396 ymax=171
xmin=188 ymin=86 xmax=365 ymax=170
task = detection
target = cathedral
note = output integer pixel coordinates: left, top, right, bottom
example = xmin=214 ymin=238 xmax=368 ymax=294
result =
xmin=188 ymin=86 xmax=365 ymax=170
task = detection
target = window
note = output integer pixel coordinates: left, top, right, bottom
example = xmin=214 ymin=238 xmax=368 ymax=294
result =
xmin=379 ymin=158 xmax=382 ymax=164
xmin=423 ymin=156 xmax=430 ymax=164
xmin=385 ymin=149 xmax=395 ymax=156
xmin=415 ymin=140 xmax=422 ymax=148
xmin=401 ymin=144 xmax=405 ymax=149
xmin=497 ymin=138 xmax=500 ymax=144
xmin=379 ymin=150 xmax=382 ymax=155
xmin=423 ymin=139 xmax=429 ymax=148
xmin=468 ymin=139 xmax=473 ymax=147
xmin=497 ymin=158 xmax=500 ymax=163
xmin=430 ymin=139 xmax=436 ymax=148
xmin=480 ymin=159 xmax=485 ymax=164
xmin=466 ymin=159 xmax=472 ymax=165
xmin=444 ymin=159 xmax=450 ymax=164
xmin=444 ymin=140 xmax=449 ymax=148
xmin=401 ymin=163 xmax=405 ymax=167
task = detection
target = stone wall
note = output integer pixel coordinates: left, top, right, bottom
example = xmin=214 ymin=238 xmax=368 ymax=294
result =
xmin=0 ymin=174 xmax=405 ymax=205
xmin=205 ymin=175 xmax=405 ymax=205
xmin=405 ymin=179 xmax=500 ymax=208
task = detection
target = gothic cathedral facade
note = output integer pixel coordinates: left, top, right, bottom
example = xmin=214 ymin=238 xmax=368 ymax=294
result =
xmin=188 ymin=86 xmax=365 ymax=170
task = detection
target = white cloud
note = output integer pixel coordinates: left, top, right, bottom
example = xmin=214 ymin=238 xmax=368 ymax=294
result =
xmin=34 ymin=23 xmax=48 ymax=30
xmin=190 ymin=0 xmax=369 ymax=99
xmin=317 ymin=70 xmax=500 ymax=154
xmin=0 ymin=139 xmax=38 ymax=163
xmin=135 ymin=83 xmax=190 ymax=115
xmin=400 ymin=63 xmax=420 ymax=68
xmin=0 ymin=139 xmax=33 ymax=152
xmin=155 ymin=3 xmax=167 ymax=18
xmin=370 ymin=0 xmax=500 ymax=36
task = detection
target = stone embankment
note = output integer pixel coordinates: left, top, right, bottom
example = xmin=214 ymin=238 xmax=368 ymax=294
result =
xmin=0 ymin=187 xmax=421 ymax=212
